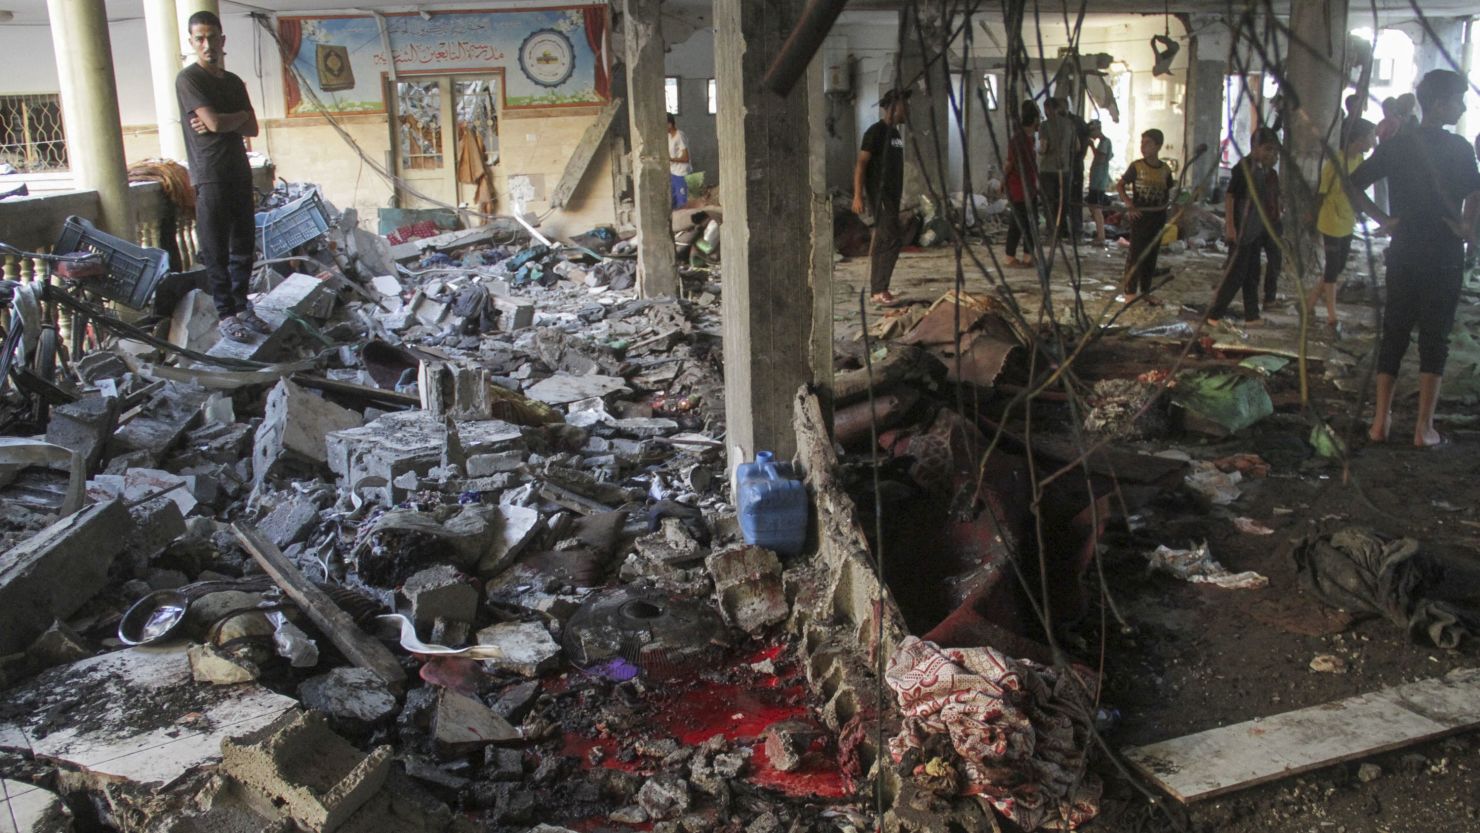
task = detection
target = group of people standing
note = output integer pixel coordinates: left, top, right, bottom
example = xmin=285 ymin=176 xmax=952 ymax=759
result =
xmin=1212 ymin=69 xmax=1479 ymax=450
xmin=851 ymin=68 xmax=1480 ymax=451
xmin=1002 ymin=97 xmax=1122 ymax=269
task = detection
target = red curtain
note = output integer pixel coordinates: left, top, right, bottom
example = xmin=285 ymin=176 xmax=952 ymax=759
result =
xmin=278 ymin=18 xmax=304 ymax=114
xmin=582 ymin=6 xmax=610 ymax=100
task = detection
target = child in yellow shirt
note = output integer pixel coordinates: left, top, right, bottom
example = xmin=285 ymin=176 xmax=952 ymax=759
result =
xmin=1306 ymin=119 xmax=1377 ymax=331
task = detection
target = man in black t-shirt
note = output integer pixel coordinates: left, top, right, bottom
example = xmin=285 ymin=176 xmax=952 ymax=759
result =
xmin=852 ymin=89 xmax=908 ymax=305
xmin=177 ymin=10 xmax=270 ymax=344
xmin=1350 ymin=70 xmax=1480 ymax=448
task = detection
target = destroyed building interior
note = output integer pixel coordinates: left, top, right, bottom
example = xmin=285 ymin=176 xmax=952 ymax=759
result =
xmin=4 ymin=0 xmax=1480 ymax=831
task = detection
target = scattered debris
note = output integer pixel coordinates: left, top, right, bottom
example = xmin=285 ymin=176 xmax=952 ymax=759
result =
xmin=1147 ymin=541 xmax=1269 ymax=590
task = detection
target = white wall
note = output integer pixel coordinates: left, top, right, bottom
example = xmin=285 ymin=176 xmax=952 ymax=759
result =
xmin=0 ymin=11 xmax=617 ymax=234
xmin=664 ymin=26 xmax=719 ymax=188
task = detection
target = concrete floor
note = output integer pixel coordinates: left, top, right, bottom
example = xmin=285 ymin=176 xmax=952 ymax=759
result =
xmin=829 ymin=230 xmax=1387 ymax=371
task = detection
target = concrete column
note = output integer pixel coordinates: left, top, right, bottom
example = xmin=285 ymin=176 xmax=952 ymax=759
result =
xmin=176 ymin=0 xmax=219 ymax=58
xmin=897 ymin=3 xmax=952 ymax=206
xmin=145 ymin=0 xmax=186 ymax=161
xmin=1183 ymin=16 xmax=1230 ymax=200
xmin=716 ymin=0 xmax=819 ymax=469
xmin=1282 ymin=0 xmax=1348 ymax=237
xmin=621 ymin=0 xmax=679 ymax=297
xmin=1409 ymin=18 xmax=1468 ymax=82
xmin=806 ymin=50 xmax=834 ymax=416
xmin=47 ymin=0 xmax=135 ymax=239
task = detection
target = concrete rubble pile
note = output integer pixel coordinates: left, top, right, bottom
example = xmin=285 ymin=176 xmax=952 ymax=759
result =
xmin=0 ymin=186 xmax=845 ymax=833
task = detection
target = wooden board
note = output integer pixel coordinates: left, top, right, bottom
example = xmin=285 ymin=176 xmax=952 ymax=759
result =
xmin=233 ymin=522 xmax=407 ymax=689
xmin=1123 ymin=667 xmax=1480 ymax=802
xmin=548 ymin=98 xmax=623 ymax=210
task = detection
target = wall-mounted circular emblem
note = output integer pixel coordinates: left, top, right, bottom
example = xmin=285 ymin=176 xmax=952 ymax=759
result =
xmin=518 ymin=29 xmax=576 ymax=88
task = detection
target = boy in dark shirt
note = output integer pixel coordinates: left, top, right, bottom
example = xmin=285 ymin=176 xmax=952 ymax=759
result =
xmin=1208 ymin=127 xmax=1282 ymax=326
xmin=1350 ymin=70 xmax=1480 ymax=448
xmin=1115 ymin=129 xmax=1174 ymax=303
xmin=852 ymin=90 xmax=909 ymax=306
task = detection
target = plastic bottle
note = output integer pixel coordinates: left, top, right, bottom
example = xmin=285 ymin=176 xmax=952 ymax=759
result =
xmin=736 ymin=450 xmax=808 ymax=557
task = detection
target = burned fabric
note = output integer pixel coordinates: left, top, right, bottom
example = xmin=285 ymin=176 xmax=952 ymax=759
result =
xmin=885 ymin=636 xmax=1100 ymax=830
xmin=1294 ymin=527 xmax=1478 ymax=649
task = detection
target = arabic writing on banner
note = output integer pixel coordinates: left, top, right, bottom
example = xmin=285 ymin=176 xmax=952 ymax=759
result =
xmin=280 ymin=6 xmax=608 ymax=116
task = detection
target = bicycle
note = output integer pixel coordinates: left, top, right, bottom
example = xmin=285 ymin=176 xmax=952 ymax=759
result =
xmin=0 ymin=250 xmax=85 ymax=429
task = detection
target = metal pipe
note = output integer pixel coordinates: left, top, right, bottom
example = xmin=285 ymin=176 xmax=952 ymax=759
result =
xmin=761 ymin=0 xmax=849 ymax=97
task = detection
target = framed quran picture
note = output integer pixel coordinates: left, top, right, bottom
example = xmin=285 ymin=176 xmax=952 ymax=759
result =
xmin=316 ymin=43 xmax=355 ymax=91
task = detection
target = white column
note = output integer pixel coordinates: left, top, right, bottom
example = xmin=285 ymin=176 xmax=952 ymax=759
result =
xmin=145 ymin=0 xmax=186 ymax=161
xmin=46 ymin=0 xmax=135 ymax=238
xmin=176 ymin=0 xmax=219 ymax=58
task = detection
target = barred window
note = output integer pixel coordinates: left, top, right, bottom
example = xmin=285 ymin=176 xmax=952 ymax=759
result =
xmin=0 ymin=93 xmax=68 ymax=173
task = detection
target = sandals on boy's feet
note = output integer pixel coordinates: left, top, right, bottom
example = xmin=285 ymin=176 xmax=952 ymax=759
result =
xmin=218 ymin=316 xmax=253 ymax=343
xmin=239 ymin=308 xmax=274 ymax=335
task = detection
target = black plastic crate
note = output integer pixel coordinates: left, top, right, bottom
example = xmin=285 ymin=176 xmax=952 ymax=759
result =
xmin=53 ymin=215 xmax=171 ymax=310
xmin=256 ymin=187 xmax=330 ymax=260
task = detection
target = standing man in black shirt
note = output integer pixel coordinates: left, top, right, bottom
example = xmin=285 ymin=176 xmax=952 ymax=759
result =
xmin=1351 ymin=70 xmax=1480 ymax=448
xmin=177 ymin=10 xmax=271 ymax=343
xmin=852 ymin=89 xmax=909 ymax=306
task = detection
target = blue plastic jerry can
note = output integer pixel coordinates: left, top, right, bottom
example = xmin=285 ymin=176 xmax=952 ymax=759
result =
xmin=736 ymin=450 xmax=808 ymax=556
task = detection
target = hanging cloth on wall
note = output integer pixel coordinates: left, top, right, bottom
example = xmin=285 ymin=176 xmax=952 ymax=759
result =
xmin=455 ymin=126 xmax=497 ymax=216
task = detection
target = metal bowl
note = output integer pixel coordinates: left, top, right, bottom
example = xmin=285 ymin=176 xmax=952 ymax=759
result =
xmin=117 ymin=589 xmax=191 ymax=646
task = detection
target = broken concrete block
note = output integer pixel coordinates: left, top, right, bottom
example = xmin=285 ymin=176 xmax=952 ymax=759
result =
xmin=253 ymin=379 xmax=363 ymax=490
xmin=526 ymin=374 xmax=629 ymax=406
xmin=492 ymin=296 xmax=534 ymax=331
xmin=635 ymin=774 xmax=691 ymax=821
xmin=189 ymin=642 xmax=260 ymax=684
xmin=122 ymin=488 xmax=186 ymax=555
xmin=45 ymin=396 xmax=120 ymax=474
xmin=402 ymin=565 xmax=479 ymax=631
xmin=0 ymin=779 xmax=74 ymax=832
xmin=612 ymin=417 xmax=680 ymax=438
xmin=369 ymin=274 xmax=403 ymax=299
xmin=484 ymin=747 xmax=524 ymax=782
xmin=325 ymin=411 xmax=522 ymax=497
xmin=222 ymin=710 xmax=391 ymax=833
xmin=419 ymin=363 xmax=507 ymax=423
xmin=206 ymin=273 xmax=332 ymax=363
xmin=466 ymin=451 xmax=525 ymax=477
xmin=0 ymin=499 xmax=129 ymax=655
xmin=26 ymin=619 xmax=91 ymax=670
xmin=706 ymin=545 xmax=788 ymax=635
xmin=298 ymin=667 xmax=398 ymax=731
xmin=335 ymin=769 xmax=455 ymax=833
xmin=762 ymin=721 xmax=822 ymax=773
xmin=109 ymin=382 xmax=210 ymax=464
xmin=633 ymin=518 xmax=707 ymax=571
xmin=475 ymin=504 xmax=542 ymax=579
xmin=475 ymin=622 xmax=562 ymax=676
xmin=434 ymin=690 xmax=519 ymax=756
xmin=169 ymin=288 xmax=223 ymax=353
xmin=90 ymin=467 xmax=198 ymax=516
xmin=75 ymin=350 xmax=129 ymax=384
xmin=257 ymin=495 xmax=321 ymax=548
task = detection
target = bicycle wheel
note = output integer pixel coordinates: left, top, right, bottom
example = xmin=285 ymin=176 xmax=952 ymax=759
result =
xmin=30 ymin=325 xmax=58 ymax=426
